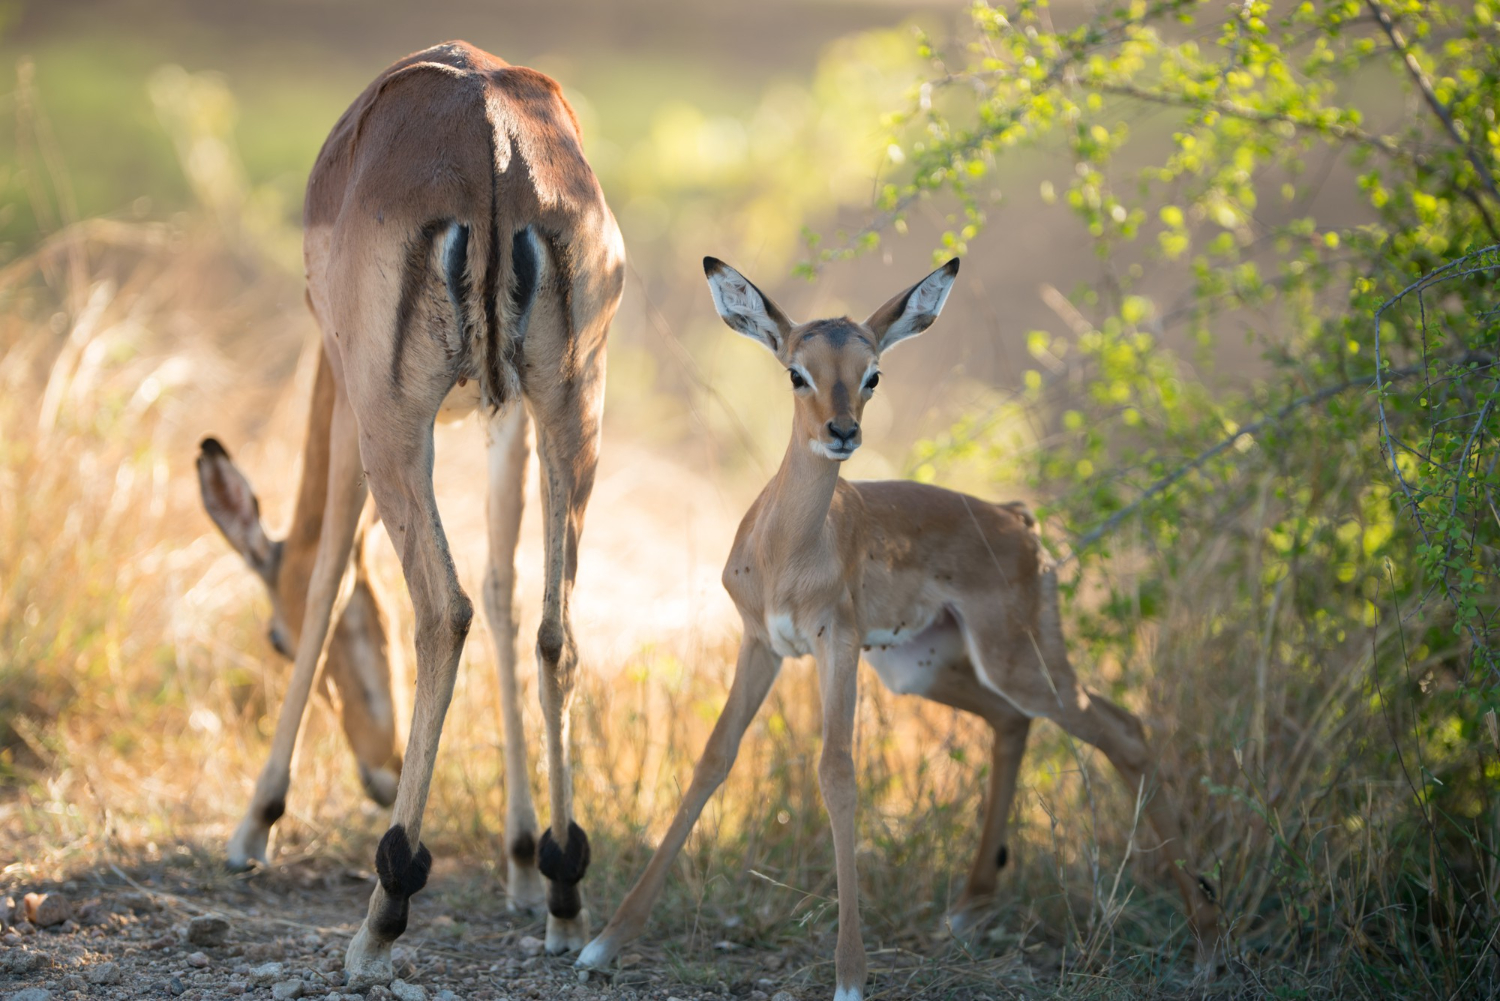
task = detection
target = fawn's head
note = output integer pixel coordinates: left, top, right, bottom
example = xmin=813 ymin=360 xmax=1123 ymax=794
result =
xmin=703 ymin=256 xmax=959 ymax=460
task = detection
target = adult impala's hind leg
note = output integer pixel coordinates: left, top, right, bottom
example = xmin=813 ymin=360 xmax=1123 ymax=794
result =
xmin=921 ymin=660 xmax=1032 ymax=937
xmin=343 ymin=403 xmax=474 ymax=989
xmin=530 ymin=389 xmax=603 ymax=954
xmin=483 ymin=405 xmax=545 ymax=914
xmin=229 ymin=390 xmax=367 ymax=869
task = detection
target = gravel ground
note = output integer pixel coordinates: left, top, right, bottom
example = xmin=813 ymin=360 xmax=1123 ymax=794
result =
xmin=0 ymin=858 xmax=880 ymax=1001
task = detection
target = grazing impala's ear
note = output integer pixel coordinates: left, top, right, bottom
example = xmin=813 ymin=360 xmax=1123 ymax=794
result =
xmin=703 ymin=257 xmax=796 ymax=355
xmin=197 ymin=437 xmax=278 ymax=582
xmin=864 ymin=257 xmax=960 ymax=354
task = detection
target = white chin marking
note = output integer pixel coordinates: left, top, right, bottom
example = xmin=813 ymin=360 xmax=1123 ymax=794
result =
xmin=809 ymin=439 xmax=853 ymax=461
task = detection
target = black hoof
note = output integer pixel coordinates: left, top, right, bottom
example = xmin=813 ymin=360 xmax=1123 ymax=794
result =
xmin=996 ymin=844 xmax=1008 ymax=870
xmin=537 ymin=821 xmax=591 ymax=920
xmin=371 ymin=824 xmax=432 ymax=941
xmin=510 ymin=831 xmax=537 ymax=867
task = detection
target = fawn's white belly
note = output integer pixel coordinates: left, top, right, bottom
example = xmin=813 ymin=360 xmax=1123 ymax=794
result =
xmin=863 ymin=611 xmax=967 ymax=696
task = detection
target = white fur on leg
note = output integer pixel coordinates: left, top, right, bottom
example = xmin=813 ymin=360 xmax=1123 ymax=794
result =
xmin=832 ymin=985 xmax=864 ymax=1001
xmin=226 ymin=814 xmax=271 ymax=871
xmin=343 ymin=921 xmax=394 ymax=992
xmin=944 ymin=903 xmax=991 ymax=942
xmin=545 ymin=908 xmax=590 ymax=954
xmin=574 ymin=932 xmax=619 ymax=970
xmin=507 ymin=858 xmax=547 ymax=916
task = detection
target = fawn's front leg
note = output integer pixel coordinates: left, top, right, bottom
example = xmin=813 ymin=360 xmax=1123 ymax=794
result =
xmin=814 ymin=621 xmax=866 ymax=1001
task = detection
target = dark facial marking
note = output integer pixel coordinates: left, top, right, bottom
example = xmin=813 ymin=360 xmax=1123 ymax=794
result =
xmin=800 ymin=318 xmax=868 ymax=348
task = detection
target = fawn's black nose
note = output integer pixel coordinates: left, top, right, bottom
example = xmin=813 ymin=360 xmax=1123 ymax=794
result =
xmin=827 ymin=420 xmax=860 ymax=445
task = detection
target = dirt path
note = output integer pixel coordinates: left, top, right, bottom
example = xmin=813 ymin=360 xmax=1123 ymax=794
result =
xmin=0 ymin=858 xmax=832 ymax=1001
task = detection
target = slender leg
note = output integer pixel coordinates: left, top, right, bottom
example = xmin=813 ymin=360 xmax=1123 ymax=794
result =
xmin=343 ymin=407 xmax=474 ymax=990
xmin=482 ymin=405 xmax=545 ymax=914
xmin=578 ymin=638 xmax=782 ymax=969
xmin=1053 ymin=691 xmax=1222 ymax=971
xmin=228 ymin=389 xmax=367 ymax=869
xmin=958 ymin=604 xmax=1222 ymax=970
xmin=814 ymin=625 xmax=867 ymax=1001
xmin=530 ymin=399 xmax=602 ymax=953
xmin=921 ymin=660 xmax=1032 ymax=936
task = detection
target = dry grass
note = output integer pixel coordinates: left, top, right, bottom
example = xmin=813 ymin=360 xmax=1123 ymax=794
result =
xmin=3 ymin=206 xmax=1498 ymax=1001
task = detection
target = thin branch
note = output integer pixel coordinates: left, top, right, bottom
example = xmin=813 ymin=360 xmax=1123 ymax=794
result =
xmin=1365 ymin=0 xmax=1500 ymax=238
xmin=1063 ymin=356 xmax=1489 ymax=564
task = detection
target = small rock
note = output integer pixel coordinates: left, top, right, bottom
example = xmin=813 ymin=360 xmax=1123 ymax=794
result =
xmin=118 ymin=892 xmax=157 ymax=914
xmin=749 ymin=993 xmax=769 ymax=1001
xmin=0 ymin=894 xmax=15 ymax=926
xmin=1 ymin=951 xmax=45 ymax=973
xmin=366 ymin=987 xmax=395 ymax=1001
xmin=225 ymin=983 xmax=247 ymax=996
xmin=187 ymin=915 xmax=230 ymax=946
xmin=667 ymin=996 xmax=689 ymax=1001
xmin=5 ymin=989 xmax=54 ymax=1001
xmin=23 ymin=893 xmax=71 ymax=928
xmin=87 ymin=961 xmax=122 ymax=985
xmin=272 ymin=980 xmax=306 ymax=1001
xmin=147 ymin=933 xmax=177 ymax=950
xmin=389 ymin=981 xmax=426 ymax=1001
xmin=516 ymin=935 xmax=544 ymax=957
xmin=57 ymin=977 xmax=85 ymax=994
xmin=772 ymin=993 xmax=797 ymax=1001
xmin=168 ymin=977 xmax=187 ymax=997
xmin=249 ymin=962 xmax=287 ymax=986
xmin=187 ymin=952 xmax=210 ymax=969
xmin=433 ymin=992 xmax=458 ymax=1001
xmin=712 ymin=939 xmax=737 ymax=951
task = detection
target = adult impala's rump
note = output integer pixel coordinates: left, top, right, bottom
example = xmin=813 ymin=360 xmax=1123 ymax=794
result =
xmin=579 ymin=258 xmax=1221 ymax=999
xmin=195 ymin=41 xmax=623 ymax=985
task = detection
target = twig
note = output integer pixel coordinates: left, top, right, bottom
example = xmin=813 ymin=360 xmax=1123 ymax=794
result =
xmin=1062 ymin=357 xmax=1476 ymax=564
xmin=1365 ymin=0 xmax=1500 ymax=240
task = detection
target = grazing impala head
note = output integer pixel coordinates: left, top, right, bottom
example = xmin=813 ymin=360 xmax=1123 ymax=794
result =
xmin=197 ymin=437 xmax=294 ymax=657
xmin=703 ymin=256 xmax=960 ymax=460
xmin=196 ymin=420 xmax=404 ymax=810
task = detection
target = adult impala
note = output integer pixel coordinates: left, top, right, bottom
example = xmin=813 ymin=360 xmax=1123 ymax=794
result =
xmin=578 ymin=258 xmax=1221 ymax=998
xmin=195 ymin=42 xmax=622 ymax=984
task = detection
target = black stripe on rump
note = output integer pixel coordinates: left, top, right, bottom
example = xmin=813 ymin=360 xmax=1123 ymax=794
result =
xmin=443 ymin=222 xmax=472 ymax=357
xmin=390 ymin=219 xmax=451 ymax=388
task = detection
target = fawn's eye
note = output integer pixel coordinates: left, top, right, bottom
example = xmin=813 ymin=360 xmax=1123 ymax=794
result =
xmin=789 ymin=369 xmax=807 ymax=390
xmin=864 ymin=372 xmax=880 ymax=391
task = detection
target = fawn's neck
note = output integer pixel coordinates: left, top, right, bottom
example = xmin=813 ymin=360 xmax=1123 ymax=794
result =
xmin=758 ymin=430 xmax=843 ymax=560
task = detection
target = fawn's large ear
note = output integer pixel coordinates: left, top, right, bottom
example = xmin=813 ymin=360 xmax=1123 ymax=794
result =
xmin=197 ymin=437 xmax=277 ymax=582
xmin=703 ymin=257 xmax=796 ymax=355
xmin=864 ymin=258 xmax=960 ymax=354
